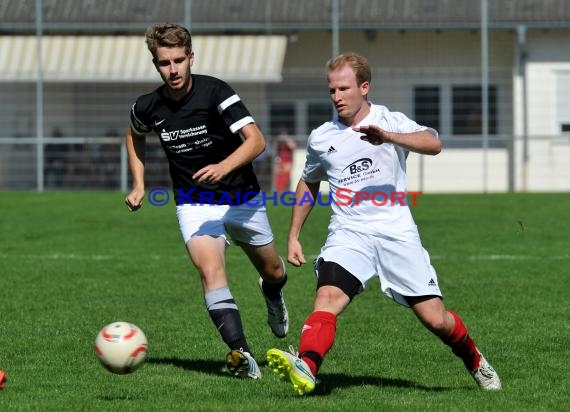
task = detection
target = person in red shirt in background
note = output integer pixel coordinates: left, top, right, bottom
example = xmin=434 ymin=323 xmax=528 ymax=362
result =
xmin=274 ymin=128 xmax=297 ymax=193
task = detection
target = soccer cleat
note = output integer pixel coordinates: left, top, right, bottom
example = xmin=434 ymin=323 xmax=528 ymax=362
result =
xmin=266 ymin=347 xmax=316 ymax=395
xmin=226 ymin=349 xmax=262 ymax=380
xmin=471 ymin=350 xmax=501 ymax=390
xmin=259 ymin=277 xmax=289 ymax=338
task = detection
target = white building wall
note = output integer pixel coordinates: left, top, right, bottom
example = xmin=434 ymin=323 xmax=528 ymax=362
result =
xmin=286 ymin=30 xmax=515 ymax=132
xmin=290 ymin=148 xmax=510 ymax=195
xmin=286 ymin=30 xmax=517 ymax=193
xmin=2 ymin=28 xmax=569 ymax=192
xmin=406 ymin=149 xmax=509 ymax=193
xmin=513 ymin=29 xmax=570 ymax=191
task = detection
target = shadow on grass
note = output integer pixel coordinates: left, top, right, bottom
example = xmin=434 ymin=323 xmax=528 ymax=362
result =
xmin=148 ymin=356 xmax=227 ymax=376
xmin=148 ymin=355 xmax=274 ymax=374
xmin=148 ymin=357 xmax=453 ymax=393
xmin=312 ymin=372 xmax=450 ymax=396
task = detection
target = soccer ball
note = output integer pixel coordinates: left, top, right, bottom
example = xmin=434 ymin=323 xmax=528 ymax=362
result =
xmin=95 ymin=321 xmax=148 ymax=374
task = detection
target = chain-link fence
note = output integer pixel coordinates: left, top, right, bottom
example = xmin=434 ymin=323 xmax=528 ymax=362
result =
xmin=1 ymin=0 xmax=569 ymax=193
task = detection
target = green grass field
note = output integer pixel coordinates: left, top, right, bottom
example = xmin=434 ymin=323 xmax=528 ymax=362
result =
xmin=0 ymin=191 xmax=568 ymax=411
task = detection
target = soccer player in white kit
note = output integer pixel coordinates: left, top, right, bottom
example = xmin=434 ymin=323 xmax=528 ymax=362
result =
xmin=266 ymin=52 xmax=501 ymax=394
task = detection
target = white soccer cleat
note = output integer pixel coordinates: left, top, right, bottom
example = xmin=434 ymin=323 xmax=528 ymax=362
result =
xmin=266 ymin=347 xmax=316 ymax=395
xmin=226 ymin=349 xmax=262 ymax=380
xmin=259 ymin=277 xmax=289 ymax=338
xmin=471 ymin=350 xmax=501 ymax=390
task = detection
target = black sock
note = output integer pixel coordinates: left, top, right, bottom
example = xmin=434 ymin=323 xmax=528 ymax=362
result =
xmin=300 ymin=350 xmax=323 ymax=373
xmin=261 ymin=273 xmax=287 ymax=301
xmin=205 ymin=287 xmax=250 ymax=353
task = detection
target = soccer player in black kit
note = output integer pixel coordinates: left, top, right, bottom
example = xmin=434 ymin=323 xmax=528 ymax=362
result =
xmin=124 ymin=23 xmax=288 ymax=379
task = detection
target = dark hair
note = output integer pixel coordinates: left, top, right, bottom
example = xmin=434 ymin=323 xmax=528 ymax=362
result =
xmin=145 ymin=23 xmax=192 ymax=60
xmin=326 ymin=52 xmax=371 ymax=86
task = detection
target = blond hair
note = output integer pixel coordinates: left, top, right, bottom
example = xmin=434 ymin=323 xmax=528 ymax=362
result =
xmin=326 ymin=52 xmax=371 ymax=86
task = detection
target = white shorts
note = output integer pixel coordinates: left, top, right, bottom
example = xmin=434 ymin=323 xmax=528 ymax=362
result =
xmin=317 ymin=226 xmax=442 ymax=307
xmin=176 ymin=194 xmax=274 ymax=246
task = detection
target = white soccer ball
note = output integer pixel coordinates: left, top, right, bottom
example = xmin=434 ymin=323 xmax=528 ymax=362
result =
xmin=95 ymin=321 xmax=148 ymax=374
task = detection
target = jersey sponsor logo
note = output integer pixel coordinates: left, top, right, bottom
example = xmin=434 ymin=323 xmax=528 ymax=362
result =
xmin=160 ymin=130 xmax=180 ymax=141
xmin=327 ymin=146 xmax=337 ymax=154
xmin=154 ymin=119 xmax=166 ymax=126
xmin=159 ymin=124 xmax=208 ymax=143
xmin=342 ymin=158 xmax=372 ymax=175
xmin=337 ymin=158 xmax=381 ymax=186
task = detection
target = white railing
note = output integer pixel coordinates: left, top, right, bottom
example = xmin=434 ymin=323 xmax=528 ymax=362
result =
xmin=1 ymin=134 xmax=569 ymax=193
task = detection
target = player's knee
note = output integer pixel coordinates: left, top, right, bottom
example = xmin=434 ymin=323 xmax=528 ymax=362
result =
xmin=314 ymin=285 xmax=344 ymax=302
xmin=198 ymin=265 xmax=226 ymax=286
xmin=420 ymin=313 xmax=448 ymax=334
xmin=430 ymin=319 xmax=448 ymax=334
xmin=259 ymin=257 xmax=285 ymax=280
xmin=313 ymin=285 xmax=348 ymax=313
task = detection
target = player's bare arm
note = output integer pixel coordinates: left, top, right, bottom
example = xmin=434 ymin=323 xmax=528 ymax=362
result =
xmin=287 ymin=179 xmax=320 ymax=267
xmin=125 ymin=127 xmax=146 ymax=212
xmin=193 ymin=123 xmax=265 ymax=184
xmin=354 ymin=124 xmax=442 ymax=155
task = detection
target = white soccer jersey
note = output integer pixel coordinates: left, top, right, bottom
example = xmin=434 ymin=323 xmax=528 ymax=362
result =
xmin=302 ymin=104 xmax=437 ymax=236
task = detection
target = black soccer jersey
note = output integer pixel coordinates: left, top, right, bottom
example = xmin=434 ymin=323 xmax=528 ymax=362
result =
xmin=130 ymin=74 xmax=261 ymax=205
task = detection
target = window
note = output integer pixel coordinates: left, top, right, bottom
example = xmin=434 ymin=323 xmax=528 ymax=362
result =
xmin=307 ymin=102 xmax=333 ymax=133
xmin=413 ymin=86 xmax=440 ymax=131
xmin=452 ymin=86 xmax=497 ymax=135
xmin=269 ymin=103 xmax=295 ymax=135
xmin=268 ymin=100 xmax=332 ymax=139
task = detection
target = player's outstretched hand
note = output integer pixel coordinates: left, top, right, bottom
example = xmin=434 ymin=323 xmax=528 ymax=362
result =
xmin=287 ymin=238 xmax=306 ymax=267
xmin=125 ymin=188 xmax=145 ymax=212
xmin=353 ymin=124 xmax=389 ymax=146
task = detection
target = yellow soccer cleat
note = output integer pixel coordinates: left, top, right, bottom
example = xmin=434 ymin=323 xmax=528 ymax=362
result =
xmin=266 ymin=347 xmax=316 ymax=395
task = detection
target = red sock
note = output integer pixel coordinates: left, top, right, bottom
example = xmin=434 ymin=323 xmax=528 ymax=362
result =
xmin=298 ymin=311 xmax=337 ymax=375
xmin=440 ymin=310 xmax=480 ymax=371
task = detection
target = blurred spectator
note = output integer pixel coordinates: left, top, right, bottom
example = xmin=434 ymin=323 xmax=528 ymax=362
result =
xmin=102 ymin=128 xmax=121 ymax=189
xmin=274 ymin=128 xmax=297 ymax=192
xmin=44 ymin=127 xmax=68 ymax=188
xmin=68 ymin=133 xmax=87 ymax=189
xmin=253 ymin=131 xmax=273 ymax=191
